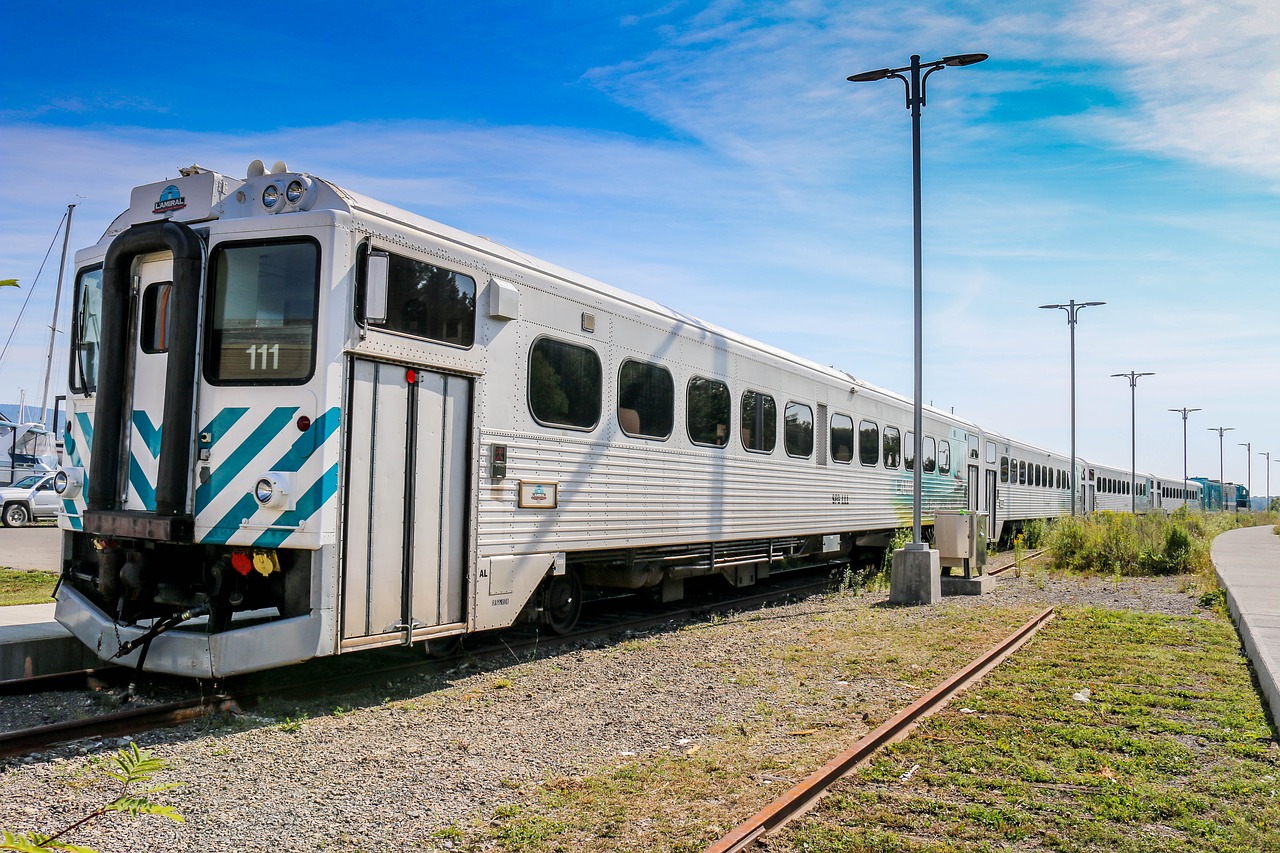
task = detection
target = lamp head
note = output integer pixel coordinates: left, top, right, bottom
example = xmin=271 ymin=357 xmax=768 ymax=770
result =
xmin=941 ymin=53 xmax=989 ymax=67
xmin=847 ymin=68 xmax=893 ymax=82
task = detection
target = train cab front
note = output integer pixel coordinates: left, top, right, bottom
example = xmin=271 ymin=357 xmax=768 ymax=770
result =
xmin=54 ymin=176 xmax=332 ymax=678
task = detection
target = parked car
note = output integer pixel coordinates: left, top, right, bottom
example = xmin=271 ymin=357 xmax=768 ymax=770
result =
xmin=1 ymin=472 xmax=59 ymax=527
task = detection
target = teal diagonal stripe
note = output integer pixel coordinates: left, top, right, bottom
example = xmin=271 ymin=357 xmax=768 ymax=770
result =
xmin=202 ymin=409 xmax=341 ymax=544
xmin=75 ymin=412 xmax=94 ymax=453
xmin=200 ymin=407 xmax=249 ymax=448
xmin=195 ymin=407 xmax=299 ymax=514
xmin=252 ymin=464 xmax=340 ymax=548
xmin=132 ymin=410 xmax=162 ymax=458
xmin=128 ymin=453 xmax=156 ymax=510
xmin=271 ymin=407 xmax=341 ymax=473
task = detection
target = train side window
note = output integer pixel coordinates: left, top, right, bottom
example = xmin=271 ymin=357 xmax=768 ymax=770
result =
xmin=688 ymin=376 xmax=731 ymax=447
xmin=528 ymin=337 xmax=602 ymax=430
xmin=939 ymin=440 xmax=950 ymax=475
xmin=617 ymin=360 xmax=674 ymax=440
xmin=923 ymin=436 xmax=937 ymax=474
xmin=905 ymin=432 xmax=916 ymax=470
xmin=740 ymin=390 xmax=777 ymax=453
xmin=381 ymin=252 xmax=476 ymax=347
xmin=967 ymin=433 xmax=979 ymax=460
xmin=206 ymin=238 xmax=320 ymax=385
xmin=858 ymin=420 xmax=879 ymax=466
xmin=70 ymin=266 xmax=104 ymax=393
xmin=830 ymin=413 xmax=854 ymax=463
xmin=784 ymin=402 xmax=814 ymax=458
xmin=1000 ymin=456 xmax=1009 ymax=483
xmin=140 ymin=282 xmax=173 ymax=354
xmin=986 ymin=441 xmax=997 ymax=465
xmin=1019 ymin=461 xmax=1027 ymax=485
xmin=1034 ymin=464 xmax=1041 ymax=487
xmin=883 ymin=426 xmax=902 ymax=468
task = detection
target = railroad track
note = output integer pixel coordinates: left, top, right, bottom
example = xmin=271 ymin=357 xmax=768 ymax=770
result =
xmin=704 ymin=605 xmax=1056 ymax=852
xmin=986 ymin=547 xmax=1050 ymax=576
xmin=0 ymin=570 xmax=837 ymax=760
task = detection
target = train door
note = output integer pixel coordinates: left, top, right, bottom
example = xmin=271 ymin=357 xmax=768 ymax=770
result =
xmin=123 ymin=254 xmax=180 ymax=512
xmin=967 ymin=464 xmax=979 ymax=511
xmin=340 ymin=359 xmax=470 ymax=648
xmin=984 ymin=469 xmax=998 ymax=540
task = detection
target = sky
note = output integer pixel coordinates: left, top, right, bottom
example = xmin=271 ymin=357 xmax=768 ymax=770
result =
xmin=1 ymin=0 xmax=1276 ymax=493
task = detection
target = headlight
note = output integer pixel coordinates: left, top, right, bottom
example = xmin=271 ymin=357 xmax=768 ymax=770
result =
xmin=254 ymin=478 xmax=275 ymax=505
xmin=252 ymin=471 xmax=295 ymax=510
xmin=286 ymin=179 xmax=306 ymax=203
xmin=262 ymin=184 xmax=281 ymax=209
xmin=54 ymin=467 xmax=84 ymax=498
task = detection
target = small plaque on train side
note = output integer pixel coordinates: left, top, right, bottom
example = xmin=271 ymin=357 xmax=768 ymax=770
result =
xmin=518 ymin=481 xmax=558 ymax=509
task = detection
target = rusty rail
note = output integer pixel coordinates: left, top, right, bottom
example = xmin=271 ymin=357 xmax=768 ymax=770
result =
xmin=705 ymin=606 xmax=1056 ymax=853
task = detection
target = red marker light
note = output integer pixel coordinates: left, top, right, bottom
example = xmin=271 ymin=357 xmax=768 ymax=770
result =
xmin=297 ymin=415 xmax=311 ymax=432
xmin=406 ymin=369 xmax=417 ymax=384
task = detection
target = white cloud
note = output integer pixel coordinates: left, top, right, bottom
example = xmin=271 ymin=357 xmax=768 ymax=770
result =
xmin=1067 ymin=0 xmax=1280 ymax=184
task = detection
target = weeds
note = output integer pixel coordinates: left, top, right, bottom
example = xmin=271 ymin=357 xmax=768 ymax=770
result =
xmin=1045 ymin=509 xmax=1277 ymax=582
xmin=2 ymin=744 xmax=182 ymax=852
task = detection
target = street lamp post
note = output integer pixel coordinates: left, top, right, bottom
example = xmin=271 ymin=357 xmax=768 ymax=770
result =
xmin=1208 ymin=427 xmax=1234 ymax=510
xmin=848 ymin=51 xmax=987 ymax=549
xmin=1041 ymin=301 xmax=1105 ymax=515
xmin=1168 ymin=407 xmax=1200 ymax=509
xmin=1262 ymin=451 xmax=1273 ymax=510
xmin=1238 ymin=442 xmax=1252 ymax=510
xmin=1110 ymin=371 xmax=1154 ymax=514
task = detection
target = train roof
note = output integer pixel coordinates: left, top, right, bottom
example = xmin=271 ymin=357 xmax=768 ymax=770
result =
xmin=94 ymin=162 xmax=985 ymax=434
xmin=334 ymin=178 xmax=979 ymax=428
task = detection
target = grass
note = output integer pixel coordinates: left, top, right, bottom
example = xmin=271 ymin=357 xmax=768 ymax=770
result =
xmin=773 ymin=607 xmax=1279 ymax=852
xmin=428 ymin=600 xmax=1276 ymax=852
xmin=0 ymin=568 xmax=57 ymax=605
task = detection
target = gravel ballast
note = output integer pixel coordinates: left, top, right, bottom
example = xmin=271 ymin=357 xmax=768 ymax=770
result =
xmin=0 ymin=569 xmax=1223 ymax=852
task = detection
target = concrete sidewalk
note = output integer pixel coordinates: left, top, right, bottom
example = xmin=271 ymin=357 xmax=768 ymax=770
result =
xmin=0 ymin=524 xmax=61 ymax=572
xmin=1212 ymin=524 xmax=1280 ymax=726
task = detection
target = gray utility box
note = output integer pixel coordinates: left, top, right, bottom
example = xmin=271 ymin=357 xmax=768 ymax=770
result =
xmin=934 ymin=511 xmax=988 ymax=577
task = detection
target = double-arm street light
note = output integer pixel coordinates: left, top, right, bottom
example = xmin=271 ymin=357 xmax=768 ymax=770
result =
xmin=1208 ymin=426 xmax=1234 ymax=510
xmin=1168 ymin=408 xmax=1200 ymax=507
xmin=848 ymin=52 xmax=987 ymax=549
xmin=1239 ymin=442 xmax=1252 ymax=510
xmin=1111 ymin=371 xmax=1154 ymax=514
xmin=1041 ymin=301 xmax=1105 ymax=515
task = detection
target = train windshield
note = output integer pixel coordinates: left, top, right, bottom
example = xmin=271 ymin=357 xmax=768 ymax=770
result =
xmin=71 ymin=267 xmax=103 ymax=392
xmin=206 ymin=239 xmax=319 ymax=384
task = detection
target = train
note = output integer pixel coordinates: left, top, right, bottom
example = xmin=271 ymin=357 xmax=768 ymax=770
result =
xmin=51 ymin=162 xmax=1204 ymax=677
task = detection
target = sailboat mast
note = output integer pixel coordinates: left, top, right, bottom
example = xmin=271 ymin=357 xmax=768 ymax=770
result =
xmin=40 ymin=203 xmax=76 ymax=429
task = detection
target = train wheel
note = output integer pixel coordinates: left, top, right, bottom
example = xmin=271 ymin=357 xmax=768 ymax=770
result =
xmin=541 ymin=569 xmax=582 ymax=635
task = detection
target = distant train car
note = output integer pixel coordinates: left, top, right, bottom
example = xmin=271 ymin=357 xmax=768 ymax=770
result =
xmin=1190 ymin=477 xmax=1241 ymax=512
xmin=985 ymin=432 xmax=1073 ymax=539
xmin=1154 ymin=478 xmax=1201 ymax=512
xmin=50 ymin=163 xmax=1210 ymax=678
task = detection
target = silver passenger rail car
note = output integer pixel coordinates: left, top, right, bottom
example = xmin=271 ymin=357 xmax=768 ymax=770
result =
xmin=53 ymin=163 xmax=1000 ymax=677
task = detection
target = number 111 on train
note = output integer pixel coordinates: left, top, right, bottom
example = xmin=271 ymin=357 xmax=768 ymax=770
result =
xmin=245 ymin=343 xmax=280 ymax=371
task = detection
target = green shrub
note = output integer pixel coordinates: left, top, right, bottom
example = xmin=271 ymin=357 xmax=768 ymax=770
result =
xmin=1044 ymin=509 xmax=1277 ymax=579
xmin=1021 ymin=518 xmax=1048 ymax=548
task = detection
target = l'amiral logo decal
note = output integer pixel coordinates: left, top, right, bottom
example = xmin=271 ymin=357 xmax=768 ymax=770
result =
xmin=153 ymin=184 xmax=186 ymax=215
